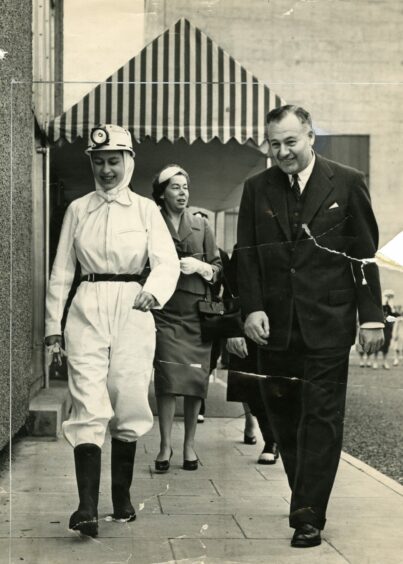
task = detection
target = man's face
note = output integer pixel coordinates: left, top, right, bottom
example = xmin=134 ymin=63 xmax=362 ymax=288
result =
xmin=267 ymin=113 xmax=315 ymax=175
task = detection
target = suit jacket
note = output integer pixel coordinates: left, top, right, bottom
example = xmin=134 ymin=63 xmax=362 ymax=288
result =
xmin=237 ymin=154 xmax=383 ymax=350
xmin=161 ymin=209 xmax=222 ymax=296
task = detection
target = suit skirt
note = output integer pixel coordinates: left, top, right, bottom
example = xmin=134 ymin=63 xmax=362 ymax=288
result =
xmin=152 ymin=289 xmax=211 ymax=398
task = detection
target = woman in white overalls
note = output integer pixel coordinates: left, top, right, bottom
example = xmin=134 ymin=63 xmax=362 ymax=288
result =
xmin=45 ymin=124 xmax=179 ymax=537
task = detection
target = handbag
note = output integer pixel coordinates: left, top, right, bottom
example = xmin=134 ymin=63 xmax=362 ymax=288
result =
xmin=198 ymin=279 xmax=244 ymax=343
xmin=196 ymin=222 xmax=244 ymax=342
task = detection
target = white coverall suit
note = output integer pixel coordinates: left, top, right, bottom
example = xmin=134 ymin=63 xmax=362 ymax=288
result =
xmin=45 ymin=186 xmax=179 ymax=448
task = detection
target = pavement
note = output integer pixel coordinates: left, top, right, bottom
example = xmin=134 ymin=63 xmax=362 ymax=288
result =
xmin=1 ymin=370 xmax=403 ymax=564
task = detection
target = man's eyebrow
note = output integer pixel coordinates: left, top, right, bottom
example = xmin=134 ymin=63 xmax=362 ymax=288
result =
xmin=269 ymin=135 xmax=298 ymax=143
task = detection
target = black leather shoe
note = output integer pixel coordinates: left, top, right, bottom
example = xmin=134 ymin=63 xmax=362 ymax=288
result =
xmin=183 ymin=459 xmax=198 ymax=471
xmin=291 ymin=524 xmax=321 ymax=548
xmin=155 ymin=449 xmax=173 ymax=473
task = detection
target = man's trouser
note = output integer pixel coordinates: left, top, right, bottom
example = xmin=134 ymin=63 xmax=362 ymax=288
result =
xmin=258 ymin=322 xmax=349 ymax=530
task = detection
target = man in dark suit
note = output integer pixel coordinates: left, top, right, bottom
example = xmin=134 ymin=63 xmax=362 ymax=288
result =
xmin=237 ymin=105 xmax=384 ymax=548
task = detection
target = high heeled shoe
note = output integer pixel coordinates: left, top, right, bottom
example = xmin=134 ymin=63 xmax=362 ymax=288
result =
xmin=243 ymin=432 xmax=257 ymax=445
xmin=257 ymin=443 xmax=279 ymax=465
xmin=154 ymin=449 xmax=173 ymax=473
xmin=183 ymin=458 xmax=198 ymax=471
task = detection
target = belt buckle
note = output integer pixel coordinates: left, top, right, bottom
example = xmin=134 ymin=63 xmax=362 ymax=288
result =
xmin=89 ymin=273 xmax=95 ymax=282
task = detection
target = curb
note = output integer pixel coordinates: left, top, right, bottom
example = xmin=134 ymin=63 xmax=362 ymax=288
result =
xmin=341 ymin=450 xmax=403 ymax=496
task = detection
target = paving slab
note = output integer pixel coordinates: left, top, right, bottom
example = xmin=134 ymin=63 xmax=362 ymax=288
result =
xmin=151 ymin=465 xmax=268 ymax=482
xmin=0 ymin=538 xmax=174 ymax=564
xmin=326 ymin=496 xmax=403 ymax=518
xmin=0 ymin=492 xmax=161 ymax=516
xmin=326 ymin=539 xmax=403 ymax=564
xmin=331 ymin=478 xmax=399 ymax=498
xmin=325 ymin=514 xmax=403 ymax=542
xmin=1 ymin=417 xmax=403 ymax=563
xmin=159 ymin=494 xmax=290 ymax=516
xmin=213 ymin=479 xmax=291 ymax=497
xmin=0 ymin=512 xmax=243 ymax=540
xmin=135 ymin=477 xmax=219 ymax=497
xmin=170 ymin=538 xmax=348 ymax=563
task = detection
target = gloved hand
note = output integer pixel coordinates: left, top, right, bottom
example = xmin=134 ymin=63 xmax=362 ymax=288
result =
xmin=180 ymin=257 xmax=213 ymax=280
xmin=226 ymin=337 xmax=248 ymax=358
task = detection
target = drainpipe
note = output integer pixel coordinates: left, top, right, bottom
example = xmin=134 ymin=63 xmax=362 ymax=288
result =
xmin=44 ymin=146 xmax=50 ymax=388
xmin=37 ymin=145 xmax=50 ymax=388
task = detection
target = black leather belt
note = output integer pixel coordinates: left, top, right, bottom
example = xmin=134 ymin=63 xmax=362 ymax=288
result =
xmin=81 ymin=273 xmax=145 ymax=283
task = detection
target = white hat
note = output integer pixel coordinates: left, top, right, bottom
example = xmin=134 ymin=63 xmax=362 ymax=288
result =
xmin=86 ymin=124 xmax=135 ymax=156
xmin=383 ymin=289 xmax=395 ymax=297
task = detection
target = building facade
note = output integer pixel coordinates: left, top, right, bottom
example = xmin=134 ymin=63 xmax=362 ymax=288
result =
xmin=0 ymin=0 xmax=63 ymax=450
xmin=144 ymin=0 xmax=403 ymax=299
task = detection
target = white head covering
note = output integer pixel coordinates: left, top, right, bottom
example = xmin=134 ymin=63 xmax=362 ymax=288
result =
xmin=90 ymin=151 xmax=135 ymax=203
xmin=158 ymin=165 xmax=187 ymax=185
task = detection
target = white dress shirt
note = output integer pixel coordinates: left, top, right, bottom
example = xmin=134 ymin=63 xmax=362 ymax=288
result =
xmin=288 ymin=153 xmax=316 ymax=193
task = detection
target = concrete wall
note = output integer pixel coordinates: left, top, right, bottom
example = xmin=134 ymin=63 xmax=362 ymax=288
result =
xmin=0 ymin=1 xmax=34 ymax=449
xmin=144 ymin=0 xmax=403 ymax=301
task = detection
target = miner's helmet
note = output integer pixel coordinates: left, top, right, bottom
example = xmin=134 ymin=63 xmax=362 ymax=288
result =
xmin=85 ymin=124 xmax=135 ymax=156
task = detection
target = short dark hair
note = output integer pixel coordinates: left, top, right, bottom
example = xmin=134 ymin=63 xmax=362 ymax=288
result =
xmin=266 ymin=105 xmax=313 ymax=129
xmin=151 ymin=164 xmax=190 ymax=208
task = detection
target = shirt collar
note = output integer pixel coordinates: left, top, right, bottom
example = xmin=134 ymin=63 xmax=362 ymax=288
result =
xmin=288 ymin=152 xmax=316 ymax=192
xmin=87 ymin=186 xmax=133 ymax=213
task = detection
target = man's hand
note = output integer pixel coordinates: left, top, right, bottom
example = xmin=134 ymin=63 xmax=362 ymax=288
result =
xmin=132 ymin=291 xmax=157 ymax=312
xmin=226 ymin=337 xmax=248 ymax=358
xmin=244 ymin=311 xmax=270 ymax=346
xmin=358 ymin=328 xmax=384 ymax=354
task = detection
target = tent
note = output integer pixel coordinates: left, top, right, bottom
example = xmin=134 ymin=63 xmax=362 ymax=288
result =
xmin=47 ymin=17 xmax=286 ymax=211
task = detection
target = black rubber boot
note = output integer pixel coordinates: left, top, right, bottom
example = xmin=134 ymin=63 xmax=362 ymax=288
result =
xmin=69 ymin=443 xmax=101 ymax=537
xmin=111 ymin=438 xmax=137 ymax=522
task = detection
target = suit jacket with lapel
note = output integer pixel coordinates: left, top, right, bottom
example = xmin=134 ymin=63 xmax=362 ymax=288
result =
xmin=237 ymin=154 xmax=383 ymax=350
xmin=161 ymin=209 xmax=222 ymax=296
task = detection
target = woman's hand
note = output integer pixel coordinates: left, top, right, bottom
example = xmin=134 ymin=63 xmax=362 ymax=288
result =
xmin=226 ymin=337 xmax=248 ymax=358
xmin=132 ymin=291 xmax=157 ymax=312
xmin=180 ymin=257 xmax=213 ymax=280
xmin=44 ymin=335 xmax=67 ymax=366
xmin=45 ymin=335 xmax=62 ymax=347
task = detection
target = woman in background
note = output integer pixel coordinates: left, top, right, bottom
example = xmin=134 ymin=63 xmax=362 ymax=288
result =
xmin=372 ymin=289 xmax=398 ymax=369
xmin=151 ymin=164 xmax=222 ymax=471
xmin=225 ymin=245 xmax=278 ymax=464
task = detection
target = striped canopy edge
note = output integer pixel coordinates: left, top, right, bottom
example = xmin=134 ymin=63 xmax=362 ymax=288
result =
xmin=47 ymin=17 xmax=286 ymax=147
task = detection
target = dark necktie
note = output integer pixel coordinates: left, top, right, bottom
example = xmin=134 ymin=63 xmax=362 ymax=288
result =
xmin=291 ymin=174 xmax=301 ymax=200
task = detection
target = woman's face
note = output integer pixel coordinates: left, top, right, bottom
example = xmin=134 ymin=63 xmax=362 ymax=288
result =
xmin=91 ymin=150 xmax=125 ymax=191
xmin=162 ymin=174 xmax=189 ymax=213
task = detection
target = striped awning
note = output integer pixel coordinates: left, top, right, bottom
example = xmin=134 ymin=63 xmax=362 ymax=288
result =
xmin=47 ymin=18 xmax=285 ymax=146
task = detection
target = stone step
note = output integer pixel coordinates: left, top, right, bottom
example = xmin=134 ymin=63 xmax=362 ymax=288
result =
xmin=27 ymin=381 xmax=71 ymax=437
